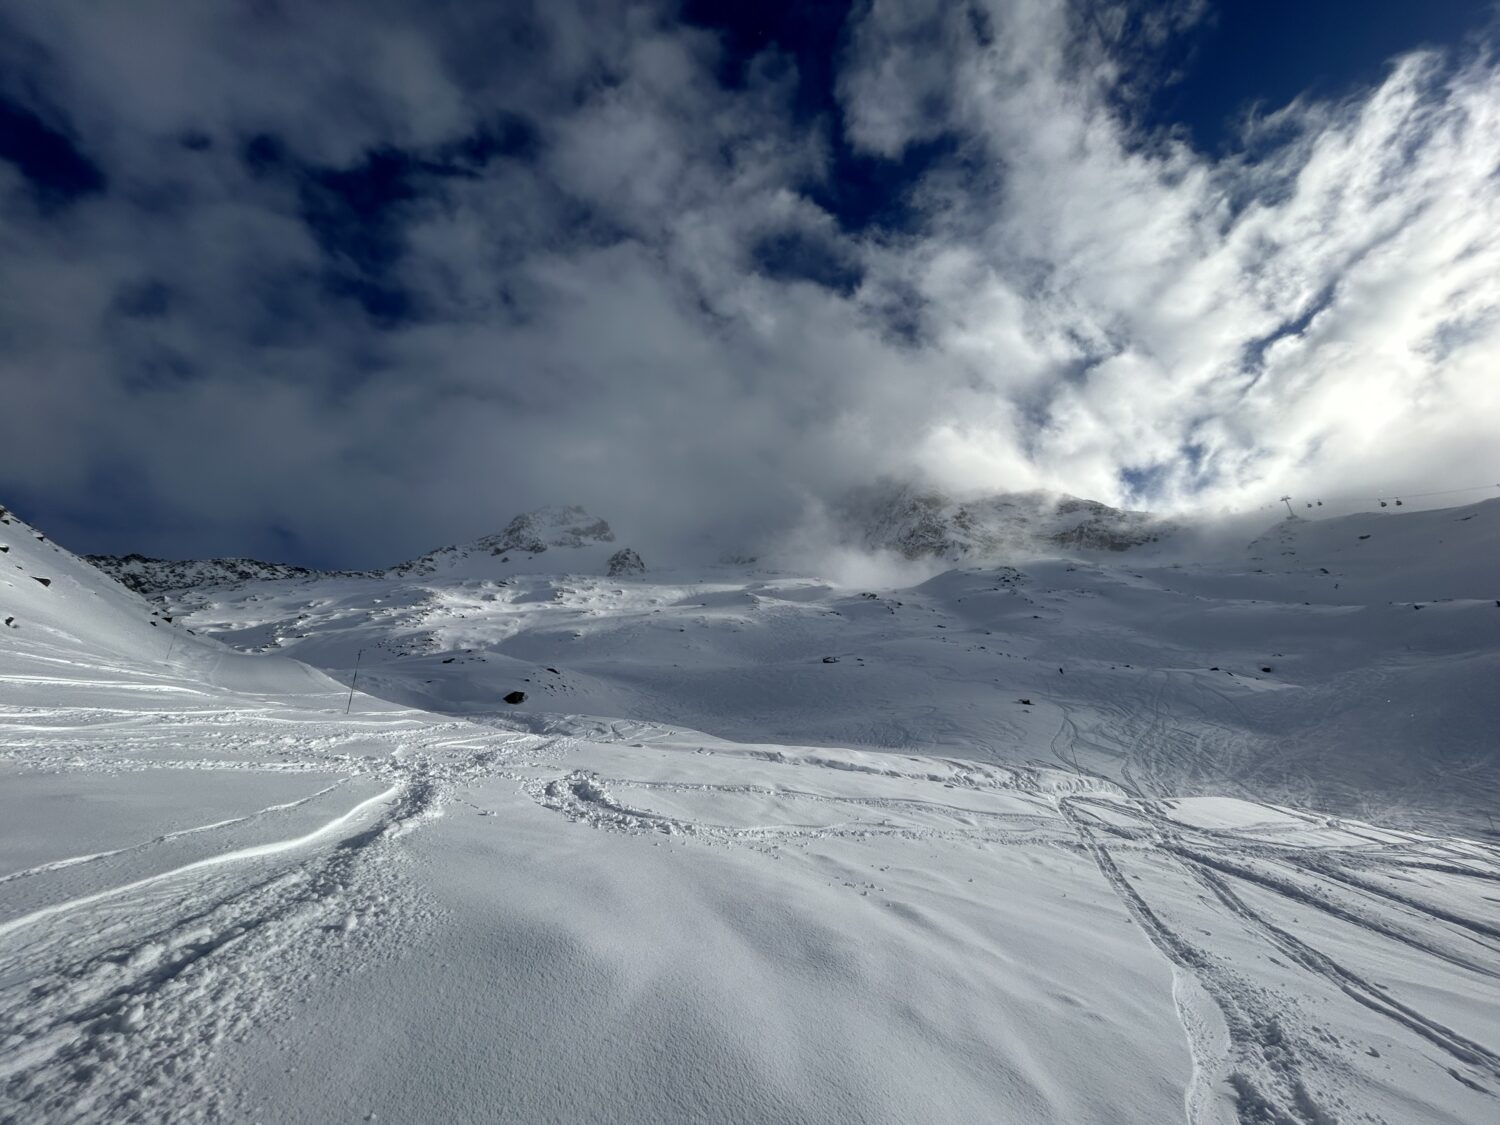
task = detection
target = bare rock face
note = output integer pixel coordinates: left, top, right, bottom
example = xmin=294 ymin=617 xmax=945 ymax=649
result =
xmin=86 ymin=553 xmax=330 ymax=595
xmin=606 ymin=548 xmax=646 ymax=577
xmin=486 ymin=507 xmax=615 ymax=556
xmin=837 ymin=483 xmax=1173 ymax=562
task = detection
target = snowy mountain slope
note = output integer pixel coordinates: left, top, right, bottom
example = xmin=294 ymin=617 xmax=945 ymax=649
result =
xmin=385 ymin=504 xmax=628 ymax=578
xmin=3 ymin=497 xmax=1498 ymax=1123
xmin=1 ymin=503 xmax=193 ymax=663
xmin=0 ymin=503 xmax=351 ymax=702
xmin=835 ymin=483 xmax=1175 ymax=560
xmin=149 ymin=498 xmax=1500 ymax=834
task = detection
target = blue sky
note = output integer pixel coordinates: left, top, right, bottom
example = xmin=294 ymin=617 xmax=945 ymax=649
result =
xmin=2 ymin=1 xmax=1497 ymax=565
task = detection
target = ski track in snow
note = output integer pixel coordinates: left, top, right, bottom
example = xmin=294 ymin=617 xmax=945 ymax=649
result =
xmin=0 ymin=691 xmax=559 ymax=1122
xmin=521 ymin=729 xmax=1499 ymax=1123
xmin=2 ymin=500 xmax=1498 ymax=1122
xmin=13 ymin=689 xmax=1498 ymax=1123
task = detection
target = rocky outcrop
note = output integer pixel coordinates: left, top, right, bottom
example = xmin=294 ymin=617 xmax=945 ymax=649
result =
xmin=389 ymin=506 xmax=616 ymax=577
xmin=836 ymin=483 xmax=1173 ymax=562
xmin=86 ymin=553 xmax=328 ymax=595
xmin=606 ymin=548 xmax=646 ymax=577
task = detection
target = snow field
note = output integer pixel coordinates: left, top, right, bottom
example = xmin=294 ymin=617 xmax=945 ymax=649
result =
xmin=2 ymin=499 xmax=1497 ymax=1122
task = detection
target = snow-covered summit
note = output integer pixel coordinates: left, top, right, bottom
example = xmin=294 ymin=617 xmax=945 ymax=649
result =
xmin=386 ymin=505 xmax=620 ymax=578
xmin=835 ymin=483 xmax=1172 ymax=561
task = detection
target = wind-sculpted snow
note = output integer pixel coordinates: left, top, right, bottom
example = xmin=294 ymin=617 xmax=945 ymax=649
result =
xmin=2 ymin=498 xmax=1498 ymax=1122
xmin=4 ymin=688 xmax=1495 ymax=1122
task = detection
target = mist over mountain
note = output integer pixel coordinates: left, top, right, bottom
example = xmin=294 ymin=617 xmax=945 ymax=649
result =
xmin=5 ymin=3 xmax=1500 ymax=1121
xmin=85 ymin=485 xmax=1183 ymax=596
xmin=831 ymin=484 xmax=1175 ymax=561
xmin=3 ymin=2 xmax=1498 ymax=567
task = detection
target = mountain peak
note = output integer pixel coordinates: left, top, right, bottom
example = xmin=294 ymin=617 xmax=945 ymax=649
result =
xmin=477 ymin=506 xmax=615 ymax=555
xmin=387 ymin=505 xmax=619 ymax=577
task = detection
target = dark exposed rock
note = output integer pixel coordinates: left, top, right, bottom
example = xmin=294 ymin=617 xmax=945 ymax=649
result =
xmin=607 ymin=548 xmax=646 ymax=577
xmin=836 ymin=483 xmax=1174 ymax=561
xmin=503 ymin=690 xmax=526 ymax=705
xmin=87 ymin=552 xmax=329 ymax=595
xmin=390 ymin=506 xmax=616 ymax=577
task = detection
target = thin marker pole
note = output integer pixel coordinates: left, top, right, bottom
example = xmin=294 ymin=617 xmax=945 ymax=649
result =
xmin=345 ymin=648 xmax=363 ymax=715
xmin=164 ymin=629 xmax=178 ymax=664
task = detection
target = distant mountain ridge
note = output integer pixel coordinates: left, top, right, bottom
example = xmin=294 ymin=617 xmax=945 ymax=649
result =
xmin=88 ymin=505 xmax=633 ymax=593
xmin=388 ymin=506 xmax=617 ymax=578
xmin=836 ymin=484 xmax=1173 ymax=561
xmin=85 ymin=553 xmax=347 ymax=596
xmin=85 ymin=490 xmax=1175 ymax=595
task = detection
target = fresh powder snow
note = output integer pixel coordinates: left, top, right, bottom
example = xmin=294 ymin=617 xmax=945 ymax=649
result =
xmin=2 ymin=496 xmax=1498 ymax=1123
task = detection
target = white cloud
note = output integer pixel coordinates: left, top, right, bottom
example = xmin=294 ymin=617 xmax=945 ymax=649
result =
xmin=0 ymin=1 xmax=1496 ymax=563
xmin=838 ymin=9 xmax=1500 ymax=511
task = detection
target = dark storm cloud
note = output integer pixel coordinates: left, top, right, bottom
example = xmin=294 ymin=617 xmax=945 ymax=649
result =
xmin=1 ymin=1 xmax=1498 ymax=566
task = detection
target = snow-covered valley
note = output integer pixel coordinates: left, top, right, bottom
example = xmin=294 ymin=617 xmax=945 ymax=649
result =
xmin=3 ymin=497 xmax=1498 ymax=1123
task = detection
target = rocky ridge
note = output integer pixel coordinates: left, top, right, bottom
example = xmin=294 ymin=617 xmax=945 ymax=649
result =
xmin=85 ymin=553 xmax=343 ymax=596
xmin=837 ymin=484 xmax=1173 ymax=562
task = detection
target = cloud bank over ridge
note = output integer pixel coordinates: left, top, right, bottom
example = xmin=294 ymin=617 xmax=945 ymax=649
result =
xmin=2 ymin=1 xmax=1496 ymax=565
